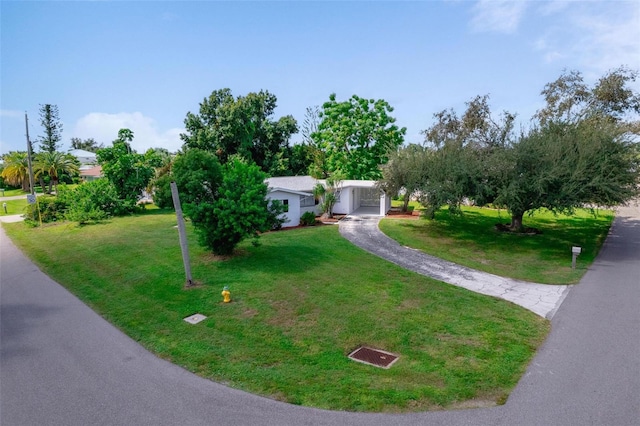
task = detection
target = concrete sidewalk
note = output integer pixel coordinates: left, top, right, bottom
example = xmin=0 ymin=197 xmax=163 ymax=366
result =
xmin=0 ymin=214 xmax=25 ymax=223
xmin=339 ymin=215 xmax=570 ymax=318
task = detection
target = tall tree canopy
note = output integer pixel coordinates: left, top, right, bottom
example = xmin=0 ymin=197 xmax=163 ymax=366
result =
xmin=0 ymin=151 xmax=30 ymax=191
xmin=70 ymin=137 xmax=104 ymax=152
xmin=96 ymin=129 xmax=155 ymax=209
xmin=413 ymin=68 xmax=640 ymax=230
xmin=34 ymin=151 xmax=79 ymax=194
xmin=313 ymin=94 xmax=406 ymax=180
xmin=378 ymin=144 xmax=429 ymax=212
xmin=171 ymin=150 xmax=282 ymax=255
xmin=38 ymin=104 xmax=63 ymax=153
xmin=180 ymin=88 xmax=298 ymax=175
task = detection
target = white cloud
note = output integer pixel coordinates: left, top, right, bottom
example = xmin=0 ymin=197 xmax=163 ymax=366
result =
xmin=532 ymin=2 xmax=640 ymax=78
xmin=72 ymin=112 xmax=184 ymax=153
xmin=572 ymin=5 xmax=640 ymax=76
xmin=0 ymin=109 xmax=23 ymax=118
xmin=544 ymin=51 xmax=563 ymax=63
xmin=470 ymin=0 xmax=528 ymax=34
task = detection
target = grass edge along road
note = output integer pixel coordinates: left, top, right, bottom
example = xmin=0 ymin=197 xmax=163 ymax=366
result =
xmin=4 ymin=211 xmax=549 ymax=412
xmin=382 ymin=205 xmax=613 ymax=284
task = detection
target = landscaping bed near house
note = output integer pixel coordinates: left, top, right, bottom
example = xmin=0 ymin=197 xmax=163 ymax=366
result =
xmin=381 ymin=205 xmax=614 ymax=284
xmin=3 ymin=211 xmax=548 ymax=412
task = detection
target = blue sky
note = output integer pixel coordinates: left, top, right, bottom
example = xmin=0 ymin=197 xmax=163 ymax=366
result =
xmin=1 ymin=1 xmax=639 ymax=155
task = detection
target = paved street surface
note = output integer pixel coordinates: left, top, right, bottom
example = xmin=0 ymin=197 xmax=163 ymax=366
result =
xmin=1 ymin=203 xmax=638 ymax=425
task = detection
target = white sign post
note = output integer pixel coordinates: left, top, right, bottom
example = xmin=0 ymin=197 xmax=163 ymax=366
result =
xmin=571 ymin=246 xmax=582 ymax=269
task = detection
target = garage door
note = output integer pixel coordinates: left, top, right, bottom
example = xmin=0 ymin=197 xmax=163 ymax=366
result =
xmin=360 ymin=188 xmax=380 ymax=207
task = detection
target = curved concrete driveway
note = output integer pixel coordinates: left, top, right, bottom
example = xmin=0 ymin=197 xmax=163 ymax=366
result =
xmin=338 ymin=216 xmax=569 ymax=318
xmin=1 ymin=204 xmax=638 ymax=425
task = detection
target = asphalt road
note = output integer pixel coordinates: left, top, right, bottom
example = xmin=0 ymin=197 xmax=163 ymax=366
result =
xmin=1 ymin=204 xmax=638 ymax=425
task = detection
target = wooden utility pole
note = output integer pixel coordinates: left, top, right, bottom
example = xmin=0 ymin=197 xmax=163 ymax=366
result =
xmin=170 ymin=181 xmax=194 ymax=287
xmin=25 ymin=112 xmax=36 ymax=195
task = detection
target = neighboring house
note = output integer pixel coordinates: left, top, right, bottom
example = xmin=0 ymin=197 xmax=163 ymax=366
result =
xmin=265 ymin=175 xmax=391 ymax=228
xmin=79 ymin=165 xmax=103 ymax=182
xmin=69 ymin=149 xmax=101 ymax=182
xmin=68 ymin=149 xmax=97 ymax=166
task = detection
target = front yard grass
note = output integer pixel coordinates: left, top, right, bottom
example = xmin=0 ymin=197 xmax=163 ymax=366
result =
xmin=3 ymin=211 xmax=549 ymax=412
xmin=0 ymin=198 xmax=28 ymax=216
xmin=381 ymin=205 xmax=614 ymax=284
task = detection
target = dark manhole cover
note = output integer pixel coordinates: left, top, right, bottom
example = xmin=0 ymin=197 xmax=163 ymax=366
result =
xmin=348 ymin=347 xmax=399 ymax=369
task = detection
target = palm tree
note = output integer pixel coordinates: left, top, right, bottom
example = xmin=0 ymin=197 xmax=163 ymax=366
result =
xmin=1 ymin=151 xmax=30 ymax=192
xmin=34 ymin=151 xmax=79 ymax=194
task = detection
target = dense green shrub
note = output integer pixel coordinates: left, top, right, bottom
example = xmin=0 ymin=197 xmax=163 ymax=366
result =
xmin=24 ymin=195 xmax=67 ymax=226
xmin=66 ymin=179 xmax=131 ymax=220
xmin=173 ymin=150 xmax=283 ymax=255
xmin=151 ymin=174 xmax=174 ymax=209
xmin=65 ymin=199 xmax=108 ymax=224
xmin=300 ymin=211 xmax=317 ymax=226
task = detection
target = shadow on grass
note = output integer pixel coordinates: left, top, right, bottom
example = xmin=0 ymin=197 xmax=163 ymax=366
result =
xmin=385 ymin=207 xmax=614 ymax=284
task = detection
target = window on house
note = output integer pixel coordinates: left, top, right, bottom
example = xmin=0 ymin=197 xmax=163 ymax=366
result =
xmin=300 ymin=195 xmax=315 ymax=207
xmin=334 ymin=190 xmax=341 ymax=203
xmin=282 ymin=199 xmax=289 ymax=212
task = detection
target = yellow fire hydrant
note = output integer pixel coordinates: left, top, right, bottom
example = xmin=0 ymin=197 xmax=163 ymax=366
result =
xmin=221 ymin=286 xmax=231 ymax=303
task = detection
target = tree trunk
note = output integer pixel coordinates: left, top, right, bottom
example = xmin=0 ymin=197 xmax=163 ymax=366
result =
xmin=39 ymin=176 xmax=46 ymax=194
xmin=510 ymin=212 xmax=524 ymax=232
xmin=402 ymin=193 xmax=410 ymax=213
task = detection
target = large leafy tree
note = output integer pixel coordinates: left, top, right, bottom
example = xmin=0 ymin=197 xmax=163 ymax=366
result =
xmin=496 ymin=67 xmax=640 ymax=230
xmin=172 ymin=149 xmax=283 ymax=255
xmin=312 ymin=94 xmax=406 ymax=180
xmin=299 ymin=105 xmax=330 ymax=178
xmin=96 ymin=129 xmax=155 ymax=209
xmin=417 ymin=95 xmax=515 ymax=217
xmin=378 ymin=144 xmax=430 ymax=212
xmin=38 ymin=104 xmax=63 ymax=153
xmin=495 ymin=119 xmax=639 ymax=230
xmin=0 ymin=151 xmax=30 ymax=191
xmin=180 ymin=88 xmax=298 ymax=175
xmin=34 ymin=151 xmax=79 ymax=194
xmin=419 ymin=68 xmax=640 ymax=231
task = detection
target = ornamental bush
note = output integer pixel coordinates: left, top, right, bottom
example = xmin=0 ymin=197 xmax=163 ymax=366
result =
xmin=64 ymin=179 xmax=126 ymax=224
xmin=300 ymin=211 xmax=317 ymax=226
xmin=23 ymin=195 xmax=67 ymax=226
xmin=173 ymin=150 xmax=283 ymax=255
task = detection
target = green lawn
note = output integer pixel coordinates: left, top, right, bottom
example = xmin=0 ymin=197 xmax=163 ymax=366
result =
xmin=0 ymin=186 xmax=45 ymax=197
xmin=0 ymin=184 xmax=81 ymax=216
xmin=0 ymin=188 xmax=29 ymax=197
xmin=381 ymin=205 xmax=613 ymax=284
xmin=3 ymin=212 xmax=549 ymax=412
xmin=0 ymin=198 xmax=28 ymax=216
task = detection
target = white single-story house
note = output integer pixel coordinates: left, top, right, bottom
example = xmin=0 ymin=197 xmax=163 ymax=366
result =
xmin=69 ymin=149 xmax=97 ymax=166
xmin=265 ymin=175 xmax=391 ymax=228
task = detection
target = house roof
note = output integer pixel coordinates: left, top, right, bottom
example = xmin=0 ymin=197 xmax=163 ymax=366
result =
xmin=265 ymin=175 xmax=318 ymax=192
xmin=339 ymin=180 xmax=377 ymax=188
xmin=79 ymin=165 xmax=102 ymax=177
xmin=69 ymin=149 xmax=97 ymax=158
xmin=268 ymin=187 xmax=313 ymax=197
xmin=265 ymin=175 xmax=379 ymax=192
